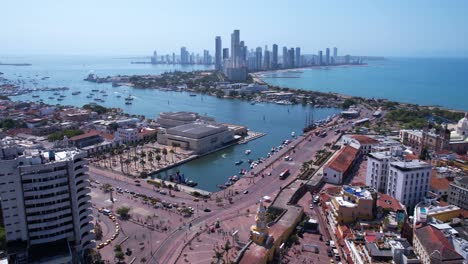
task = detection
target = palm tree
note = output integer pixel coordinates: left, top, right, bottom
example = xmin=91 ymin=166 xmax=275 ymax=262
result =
xmin=171 ymin=142 xmax=180 ymax=154
xmin=147 ymin=156 xmax=154 ymax=168
xmin=162 ymin=148 xmax=168 ymax=162
xmin=132 ymin=156 xmax=139 ymax=170
xmin=169 ymin=149 xmax=175 ymax=163
xmin=223 ymin=240 xmax=231 ymax=260
xmin=124 ymin=159 xmax=131 ymax=174
xmin=139 ymin=159 xmax=146 ymax=171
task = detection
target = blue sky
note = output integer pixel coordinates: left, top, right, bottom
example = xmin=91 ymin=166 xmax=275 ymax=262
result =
xmin=1 ymin=0 xmax=467 ymax=57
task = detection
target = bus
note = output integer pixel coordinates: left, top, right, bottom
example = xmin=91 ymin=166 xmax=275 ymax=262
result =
xmin=279 ymin=169 xmax=290 ymax=180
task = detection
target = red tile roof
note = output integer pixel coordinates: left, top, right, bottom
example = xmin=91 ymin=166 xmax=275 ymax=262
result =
xmin=377 ymin=193 xmax=404 ymax=212
xmin=325 ymin=145 xmax=359 ymax=173
xmin=415 ymin=225 xmax=463 ymax=262
xmin=239 ymin=244 xmax=268 ymax=264
xmin=6 ymin=128 xmax=32 ymax=136
xmin=351 ymin=135 xmax=379 ymax=145
xmin=69 ymin=131 xmax=100 ymax=141
xmin=430 ymin=176 xmax=451 ymax=191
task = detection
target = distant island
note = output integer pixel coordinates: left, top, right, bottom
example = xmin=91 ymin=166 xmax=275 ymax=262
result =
xmin=0 ymin=62 xmax=32 ymax=66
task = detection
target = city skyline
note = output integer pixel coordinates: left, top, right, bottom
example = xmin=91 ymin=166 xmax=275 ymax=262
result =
xmin=1 ymin=0 xmax=468 ymax=57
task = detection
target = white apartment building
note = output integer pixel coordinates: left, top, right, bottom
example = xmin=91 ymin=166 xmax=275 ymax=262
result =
xmin=366 ymin=147 xmax=405 ymax=193
xmin=0 ymin=140 xmax=94 ymax=263
xmin=387 ymin=160 xmax=431 ymax=209
xmin=114 ymin=127 xmax=138 ymax=144
xmin=367 ymin=152 xmax=392 ymax=193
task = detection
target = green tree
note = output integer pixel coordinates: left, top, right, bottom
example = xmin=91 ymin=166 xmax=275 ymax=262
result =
xmin=341 ymin=99 xmax=356 ymax=109
xmin=117 ymin=206 xmax=130 ymax=219
xmin=162 ymin=148 xmax=168 ymax=162
xmin=419 ymin=147 xmax=429 ymax=160
xmin=115 ymin=250 xmax=125 ymax=263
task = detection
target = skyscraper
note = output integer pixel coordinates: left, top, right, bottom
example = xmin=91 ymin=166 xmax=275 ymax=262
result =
xmin=151 ymin=50 xmax=158 ymax=64
xmin=215 ymin=36 xmax=222 ymax=70
xmin=282 ymin=46 xmax=288 ymax=68
xmin=272 ymin=44 xmax=278 ymax=69
xmin=326 ymin=48 xmax=330 ymax=65
xmin=230 ymin=29 xmax=240 ymax=68
xmin=318 ymin=50 xmax=323 ymax=65
xmin=288 ymin=48 xmax=295 ymax=68
xmin=180 ymin=47 xmax=188 ymax=64
xmin=255 ymin=47 xmax=262 ymax=71
xmin=264 ymin=49 xmax=270 ymax=70
xmin=295 ymin=47 xmax=301 ymax=68
xmin=172 ymin=52 xmax=176 ymax=64
xmin=0 ymin=142 xmax=94 ymax=262
xmin=223 ymin=48 xmax=229 ymax=60
xmin=203 ymin=50 xmax=210 ymax=65
xmin=333 ymin=47 xmax=338 ymax=58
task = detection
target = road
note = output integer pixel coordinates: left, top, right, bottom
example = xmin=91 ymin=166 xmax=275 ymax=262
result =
xmin=89 ymin=110 xmax=373 ymax=264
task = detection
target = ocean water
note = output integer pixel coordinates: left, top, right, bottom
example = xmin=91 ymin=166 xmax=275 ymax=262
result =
xmin=262 ymin=57 xmax=468 ymax=111
xmin=0 ymin=55 xmax=338 ymax=192
xmin=1 ymin=55 xmax=466 ymax=191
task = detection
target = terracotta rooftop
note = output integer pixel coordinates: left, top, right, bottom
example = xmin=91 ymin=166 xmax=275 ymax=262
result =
xmin=377 ymin=193 xmax=405 ymax=212
xmin=430 ymin=176 xmax=451 ymax=191
xmin=6 ymin=128 xmax=32 ymax=136
xmin=88 ymin=129 xmax=114 ymax=141
xmin=69 ymin=131 xmax=101 ymax=141
xmin=415 ymin=225 xmax=463 ymax=262
xmin=325 ymin=145 xmax=359 ymax=173
xmin=351 ymin=135 xmax=379 ymax=145
xmin=239 ymin=243 xmax=268 ymax=264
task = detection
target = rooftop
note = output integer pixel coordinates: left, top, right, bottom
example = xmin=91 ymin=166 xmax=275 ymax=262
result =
xmin=351 ymin=135 xmax=379 ymax=145
xmin=430 ymin=176 xmax=451 ymax=190
xmin=167 ymin=122 xmax=227 ymax=139
xmin=390 ymin=160 xmax=431 ymax=171
xmin=377 ymin=193 xmax=405 ymax=212
xmin=325 ymin=145 xmax=359 ymax=173
xmin=415 ymin=225 xmax=463 ymax=262
xmin=69 ymin=131 xmax=101 ymax=141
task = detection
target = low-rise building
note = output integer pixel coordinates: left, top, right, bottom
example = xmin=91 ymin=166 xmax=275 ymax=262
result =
xmin=156 ymin=112 xmax=214 ymax=128
xmin=157 ymin=122 xmax=235 ymax=154
xmin=69 ymin=131 xmax=103 ymax=148
xmin=413 ymin=225 xmax=464 ymax=264
xmin=328 ymin=185 xmax=376 ymax=224
xmin=114 ymin=128 xmax=138 ymax=144
xmin=448 ymin=176 xmax=468 ymax=210
xmin=324 ymin=145 xmax=360 ymax=184
xmin=342 ymin=134 xmax=380 ymax=154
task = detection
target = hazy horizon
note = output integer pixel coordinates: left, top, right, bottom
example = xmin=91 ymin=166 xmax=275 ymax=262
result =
xmin=2 ymin=0 xmax=468 ymax=57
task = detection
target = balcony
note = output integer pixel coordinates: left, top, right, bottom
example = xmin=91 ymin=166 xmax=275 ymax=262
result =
xmin=76 ymin=188 xmax=91 ymax=198
xmin=30 ymin=232 xmax=72 ymax=245
xmin=75 ymin=173 xmax=90 ymax=182
xmin=29 ymin=223 xmax=74 ymax=237
xmin=21 ymin=168 xmax=67 ymax=181
xmin=77 ymin=195 xmax=91 ymax=204
xmin=27 ymin=208 xmax=72 ymax=222
xmin=24 ymin=193 xmax=70 ymax=206
xmin=23 ymin=177 xmax=68 ymax=190
xmin=26 ymin=201 xmax=70 ymax=214
xmin=28 ymin=216 xmax=73 ymax=230
xmin=78 ymin=202 xmax=92 ymax=213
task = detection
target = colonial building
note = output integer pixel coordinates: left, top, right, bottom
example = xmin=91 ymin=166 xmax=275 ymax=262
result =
xmin=448 ymin=176 xmax=468 ymax=210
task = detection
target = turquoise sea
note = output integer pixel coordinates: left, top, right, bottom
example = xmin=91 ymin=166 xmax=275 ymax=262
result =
xmin=262 ymin=57 xmax=468 ymax=111
xmin=1 ymin=55 xmax=467 ymax=191
xmin=0 ymin=55 xmax=338 ymax=192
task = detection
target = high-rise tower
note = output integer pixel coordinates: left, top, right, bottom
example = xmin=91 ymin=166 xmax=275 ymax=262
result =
xmin=215 ymin=36 xmax=222 ymax=70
